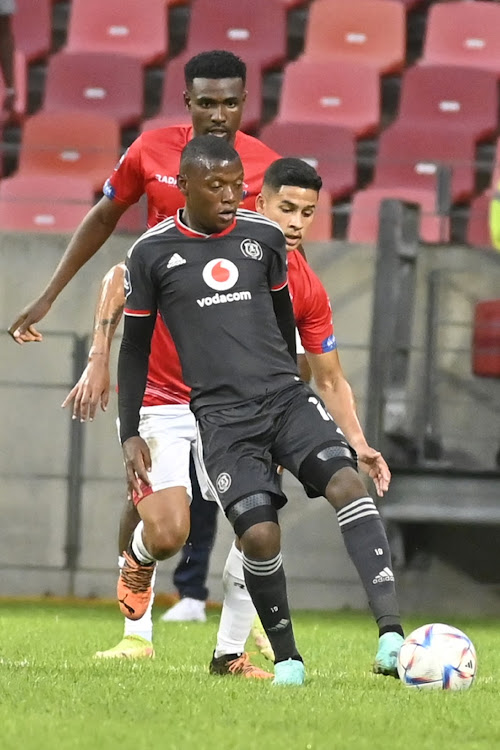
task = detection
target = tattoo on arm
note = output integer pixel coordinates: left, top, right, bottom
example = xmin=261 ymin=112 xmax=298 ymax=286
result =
xmin=94 ymin=303 xmax=125 ymax=340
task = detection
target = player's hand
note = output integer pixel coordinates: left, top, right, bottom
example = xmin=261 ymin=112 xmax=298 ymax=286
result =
xmin=8 ymin=296 xmax=52 ymax=344
xmin=61 ymin=358 xmax=111 ymax=422
xmin=356 ymin=445 xmax=391 ymax=498
xmin=122 ymin=436 xmax=151 ymax=499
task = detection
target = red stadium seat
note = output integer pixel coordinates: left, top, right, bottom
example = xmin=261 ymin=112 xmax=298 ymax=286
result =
xmin=65 ymin=0 xmax=168 ymax=65
xmin=16 ymin=112 xmax=120 ymax=192
xmin=396 ymin=65 xmax=498 ymax=141
xmin=422 ymin=2 xmax=500 ymax=75
xmin=12 ymin=0 xmax=51 ymax=62
xmin=472 ymin=299 xmax=500 ymax=377
xmin=44 ymin=52 xmax=144 ymax=128
xmin=259 ymin=122 xmax=356 ymax=201
xmin=273 ymin=59 xmax=380 ymax=137
xmin=372 ymin=124 xmax=478 ymax=203
xmin=348 ymin=186 xmax=450 ymax=245
xmin=183 ymin=0 xmax=287 ymax=71
xmin=142 ymin=55 xmax=263 ymax=134
xmin=304 ymin=190 xmax=333 ymax=242
xmin=466 ymin=191 xmax=493 ymax=249
xmin=0 ymin=174 xmax=94 ymax=233
xmin=302 ymin=0 xmax=406 ymax=75
xmin=0 ymin=51 xmax=27 ymax=125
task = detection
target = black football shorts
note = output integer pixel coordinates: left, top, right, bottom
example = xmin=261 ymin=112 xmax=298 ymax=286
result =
xmin=196 ymin=381 xmax=357 ymax=513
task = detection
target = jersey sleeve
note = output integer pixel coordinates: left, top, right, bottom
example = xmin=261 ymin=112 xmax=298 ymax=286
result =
xmin=297 ymin=269 xmax=337 ymax=355
xmin=102 ymin=136 xmax=145 ymax=206
xmin=267 ymin=228 xmax=288 ymax=292
xmin=123 ymin=240 xmax=157 ymax=318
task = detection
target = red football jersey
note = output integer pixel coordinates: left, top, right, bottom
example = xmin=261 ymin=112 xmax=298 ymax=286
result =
xmin=288 ymin=249 xmax=336 ymax=355
xmin=104 ymin=124 xmax=279 ymax=226
xmin=108 ymin=125 xmax=279 ymax=407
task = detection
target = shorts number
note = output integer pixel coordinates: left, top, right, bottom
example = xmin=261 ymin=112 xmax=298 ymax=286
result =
xmin=308 ymin=396 xmax=332 ymax=422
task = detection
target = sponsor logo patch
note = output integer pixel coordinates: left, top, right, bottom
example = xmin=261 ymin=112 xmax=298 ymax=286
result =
xmin=202 ymin=258 xmax=239 ymax=291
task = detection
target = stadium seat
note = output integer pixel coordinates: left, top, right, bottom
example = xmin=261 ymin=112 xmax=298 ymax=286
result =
xmin=304 ymin=190 xmax=333 ymax=242
xmin=348 ymin=186 xmax=450 ymax=244
xmin=142 ymin=54 xmax=263 ymax=134
xmin=16 ymin=112 xmax=120 ymax=192
xmin=12 ymin=0 xmax=52 ymax=62
xmin=65 ymin=0 xmax=168 ymax=65
xmin=302 ymin=0 xmax=406 ymax=75
xmin=182 ymin=0 xmax=287 ymax=71
xmin=422 ymin=1 xmax=500 ymax=75
xmin=371 ymin=123 xmax=479 ymax=203
xmin=0 ymin=174 xmax=94 ymax=233
xmin=43 ymin=52 xmax=144 ymax=128
xmin=259 ymin=121 xmax=356 ymax=201
xmin=0 ymin=51 xmax=27 ymax=125
xmin=272 ymin=59 xmax=380 ymax=137
xmin=396 ymin=65 xmax=498 ymax=141
xmin=467 ymin=191 xmax=492 ymax=249
xmin=472 ymin=299 xmax=500 ymax=377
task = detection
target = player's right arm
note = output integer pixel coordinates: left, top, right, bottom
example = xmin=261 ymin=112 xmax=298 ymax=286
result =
xmin=8 ymin=137 xmax=146 ymax=343
xmin=62 ymin=263 xmax=127 ymax=422
xmin=118 ymin=245 xmax=157 ymax=498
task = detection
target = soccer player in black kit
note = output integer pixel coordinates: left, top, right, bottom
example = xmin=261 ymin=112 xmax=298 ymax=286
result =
xmin=118 ymin=135 xmax=404 ymax=686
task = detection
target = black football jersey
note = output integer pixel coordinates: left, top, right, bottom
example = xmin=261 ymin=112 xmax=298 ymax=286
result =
xmin=124 ymin=209 xmax=299 ymax=415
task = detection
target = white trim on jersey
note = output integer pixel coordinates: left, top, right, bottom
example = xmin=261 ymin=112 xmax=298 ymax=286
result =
xmin=236 ymin=208 xmax=284 ymax=236
xmin=123 ymin=310 xmax=152 ymax=317
xmin=126 ymin=218 xmax=176 ymax=258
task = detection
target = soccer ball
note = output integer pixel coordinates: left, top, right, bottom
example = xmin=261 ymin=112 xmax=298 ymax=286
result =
xmin=397 ymin=623 xmax=477 ymax=690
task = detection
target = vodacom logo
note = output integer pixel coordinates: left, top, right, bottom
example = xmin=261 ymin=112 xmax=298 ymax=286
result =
xmin=202 ymin=258 xmax=239 ymax=291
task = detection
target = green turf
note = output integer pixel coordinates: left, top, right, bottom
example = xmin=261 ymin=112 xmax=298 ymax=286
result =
xmin=0 ymin=603 xmax=498 ymax=750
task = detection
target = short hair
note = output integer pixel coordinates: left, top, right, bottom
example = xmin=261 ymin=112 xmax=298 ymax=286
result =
xmin=263 ymin=157 xmax=323 ymax=194
xmin=184 ymin=50 xmax=247 ymax=87
xmin=180 ymin=134 xmax=241 ymax=171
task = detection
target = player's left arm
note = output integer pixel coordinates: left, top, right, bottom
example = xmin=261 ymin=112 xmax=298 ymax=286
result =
xmin=267 ymin=228 xmax=297 ymax=363
xmin=307 ymin=349 xmax=391 ymax=497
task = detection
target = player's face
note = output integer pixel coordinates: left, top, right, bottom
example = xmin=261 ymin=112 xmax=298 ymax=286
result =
xmin=185 ymin=78 xmax=247 ymax=145
xmin=179 ymin=158 xmax=244 ymax=234
xmin=256 ymin=185 xmax=318 ymax=251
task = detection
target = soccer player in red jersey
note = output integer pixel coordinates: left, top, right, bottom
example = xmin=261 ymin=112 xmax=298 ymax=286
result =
xmin=211 ymin=158 xmax=396 ymax=676
xmin=8 ymin=50 xmax=278 ymax=342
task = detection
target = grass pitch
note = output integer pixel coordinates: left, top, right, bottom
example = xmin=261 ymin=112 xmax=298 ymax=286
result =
xmin=0 ymin=602 xmax=499 ymax=750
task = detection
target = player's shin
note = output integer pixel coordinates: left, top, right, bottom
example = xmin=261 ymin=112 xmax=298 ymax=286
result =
xmin=120 ymin=554 xmax=156 ymax=643
xmin=215 ymin=541 xmax=256 ymax=657
xmin=336 ymin=497 xmax=403 ymax=637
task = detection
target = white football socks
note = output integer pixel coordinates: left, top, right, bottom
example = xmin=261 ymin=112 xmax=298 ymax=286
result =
xmin=131 ymin=521 xmax=157 ymax=565
xmin=214 ymin=541 xmax=256 ymax=657
xmin=119 ymin=554 xmax=156 ymax=643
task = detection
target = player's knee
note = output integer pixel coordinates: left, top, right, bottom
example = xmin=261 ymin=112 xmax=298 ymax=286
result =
xmin=240 ymin=521 xmax=281 ymax=560
xmin=226 ymin=492 xmax=279 ymax=538
xmin=299 ymin=442 xmax=358 ymax=499
xmin=325 ymin=466 xmax=368 ymax=509
xmin=147 ymin=519 xmax=189 ymax=560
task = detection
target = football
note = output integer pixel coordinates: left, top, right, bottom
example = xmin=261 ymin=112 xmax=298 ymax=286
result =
xmin=397 ymin=623 xmax=477 ymax=690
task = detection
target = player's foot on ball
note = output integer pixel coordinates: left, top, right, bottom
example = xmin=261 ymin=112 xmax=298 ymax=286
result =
xmin=250 ymin=615 xmax=275 ymax=662
xmin=373 ymin=632 xmax=404 ymax=677
xmin=209 ymin=651 xmax=273 ymax=679
xmin=272 ymin=658 xmax=305 ymax=686
xmin=117 ymin=551 xmax=156 ymax=620
xmin=160 ymin=597 xmax=207 ymax=623
xmin=94 ymin=635 xmax=154 ymax=660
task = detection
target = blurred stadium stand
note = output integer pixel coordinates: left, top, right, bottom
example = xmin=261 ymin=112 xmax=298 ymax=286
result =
xmin=1 ymin=0 xmax=500 ymax=609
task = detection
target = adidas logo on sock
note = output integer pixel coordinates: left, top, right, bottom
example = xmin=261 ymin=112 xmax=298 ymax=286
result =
xmin=268 ymin=618 xmax=290 ymax=632
xmin=372 ymin=567 xmax=394 ymax=585
xmin=167 ymin=253 xmax=186 ymax=269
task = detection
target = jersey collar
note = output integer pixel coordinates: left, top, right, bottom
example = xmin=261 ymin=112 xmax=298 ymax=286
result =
xmin=175 ymin=209 xmax=237 ymax=238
